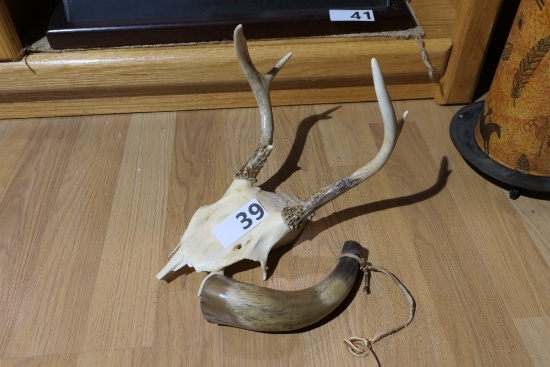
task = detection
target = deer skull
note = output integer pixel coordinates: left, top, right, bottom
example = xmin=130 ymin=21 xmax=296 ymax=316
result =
xmin=156 ymin=25 xmax=407 ymax=281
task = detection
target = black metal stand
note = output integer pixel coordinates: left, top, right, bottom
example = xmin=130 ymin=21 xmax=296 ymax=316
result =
xmin=449 ymin=101 xmax=550 ymax=200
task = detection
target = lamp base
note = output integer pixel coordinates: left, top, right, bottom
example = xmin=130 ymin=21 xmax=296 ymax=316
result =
xmin=450 ymin=101 xmax=550 ymax=199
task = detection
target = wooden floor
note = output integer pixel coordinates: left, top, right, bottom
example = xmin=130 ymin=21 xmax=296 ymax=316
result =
xmin=0 ymin=99 xmax=549 ymax=367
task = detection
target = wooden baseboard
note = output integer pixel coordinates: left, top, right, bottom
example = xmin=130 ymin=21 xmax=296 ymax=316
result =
xmin=0 ymin=0 xmax=455 ymax=118
xmin=0 ymin=83 xmax=437 ymax=119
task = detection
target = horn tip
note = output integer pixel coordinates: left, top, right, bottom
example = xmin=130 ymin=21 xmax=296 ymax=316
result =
xmin=370 ymin=58 xmax=384 ymax=85
xmin=342 ymin=240 xmax=363 ymax=258
xmin=234 ymin=24 xmax=244 ymax=39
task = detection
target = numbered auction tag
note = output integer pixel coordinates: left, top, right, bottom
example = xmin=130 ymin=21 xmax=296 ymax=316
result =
xmin=212 ymin=199 xmax=269 ymax=248
xmin=329 ymin=9 xmax=375 ymax=22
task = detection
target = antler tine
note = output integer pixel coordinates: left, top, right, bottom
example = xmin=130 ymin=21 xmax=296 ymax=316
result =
xmin=233 ymin=24 xmax=293 ymax=183
xmin=282 ymin=58 xmax=408 ymax=229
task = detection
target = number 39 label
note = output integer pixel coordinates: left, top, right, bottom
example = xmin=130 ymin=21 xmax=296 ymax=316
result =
xmin=329 ymin=10 xmax=375 ymax=22
xmin=212 ymin=199 xmax=269 ymax=248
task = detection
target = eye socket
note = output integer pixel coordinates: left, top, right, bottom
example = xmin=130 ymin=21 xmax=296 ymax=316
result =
xmin=234 ymin=244 xmax=242 ymax=250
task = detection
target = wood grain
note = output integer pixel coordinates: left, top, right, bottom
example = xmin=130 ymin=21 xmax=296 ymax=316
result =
xmin=434 ymin=0 xmax=503 ymax=104
xmin=0 ymin=0 xmax=455 ymax=119
xmin=1 ymin=99 xmax=549 ymax=366
xmin=0 ymin=83 xmax=438 ymax=120
xmin=446 ymin=0 xmax=461 ymax=11
xmin=0 ymin=0 xmax=21 ymax=61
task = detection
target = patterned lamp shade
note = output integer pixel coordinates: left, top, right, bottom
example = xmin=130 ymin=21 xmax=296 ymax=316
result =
xmin=474 ymin=0 xmax=549 ymax=177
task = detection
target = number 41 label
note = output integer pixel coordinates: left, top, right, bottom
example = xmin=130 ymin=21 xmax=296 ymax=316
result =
xmin=212 ymin=199 xmax=269 ymax=248
xmin=329 ymin=10 xmax=375 ymax=22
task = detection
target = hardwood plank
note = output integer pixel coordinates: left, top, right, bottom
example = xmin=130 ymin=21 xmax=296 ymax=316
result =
xmin=382 ymin=119 xmax=531 ymax=365
xmin=291 ymin=109 xmax=456 ymax=366
xmin=1 ymin=99 xmax=549 ymax=366
xmin=514 ymin=317 xmax=550 ymax=367
xmin=77 ymin=348 xmax=152 ymax=367
xmin=0 ymin=118 xmax=82 ymax=356
xmin=1 ymin=115 xmax=130 ymax=357
xmin=409 ymin=100 xmax=550 ymax=318
xmin=0 ymin=354 xmax=78 ymax=367
xmin=0 ymin=348 xmax=152 ymax=367
xmin=153 ymin=109 xmax=231 ymax=367
xmin=510 ymin=197 xmax=550 ymax=267
xmin=82 ymin=113 xmax=175 ymax=351
xmin=407 ymin=100 xmax=550 ymax=363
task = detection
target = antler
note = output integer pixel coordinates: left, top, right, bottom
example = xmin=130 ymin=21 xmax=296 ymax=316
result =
xmin=156 ymin=25 xmax=407 ymax=282
xmin=233 ymin=24 xmax=293 ymax=183
xmin=282 ymin=58 xmax=408 ymax=229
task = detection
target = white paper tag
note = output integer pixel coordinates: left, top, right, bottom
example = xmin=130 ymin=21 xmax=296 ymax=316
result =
xmin=212 ymin=199 xmax=269 ymax=248
xmin=329 ymin=9 xmax=375 ymax=22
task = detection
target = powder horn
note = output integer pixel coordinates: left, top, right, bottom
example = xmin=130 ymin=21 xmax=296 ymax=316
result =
xmin=198 ymin=240 xmax=363 ymax=332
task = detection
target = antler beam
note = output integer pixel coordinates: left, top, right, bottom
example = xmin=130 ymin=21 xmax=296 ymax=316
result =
xmin=233 ymin=24 xmax=293 ymax=183
xmin=282 ymin=58 xmax=408 ymax=229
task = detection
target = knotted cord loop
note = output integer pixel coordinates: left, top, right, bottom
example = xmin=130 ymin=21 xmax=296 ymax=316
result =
xmin=343 ymin=336 xmax=378 ymax=360
xmin=342 ymin=263 xmax=416 ymax=365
